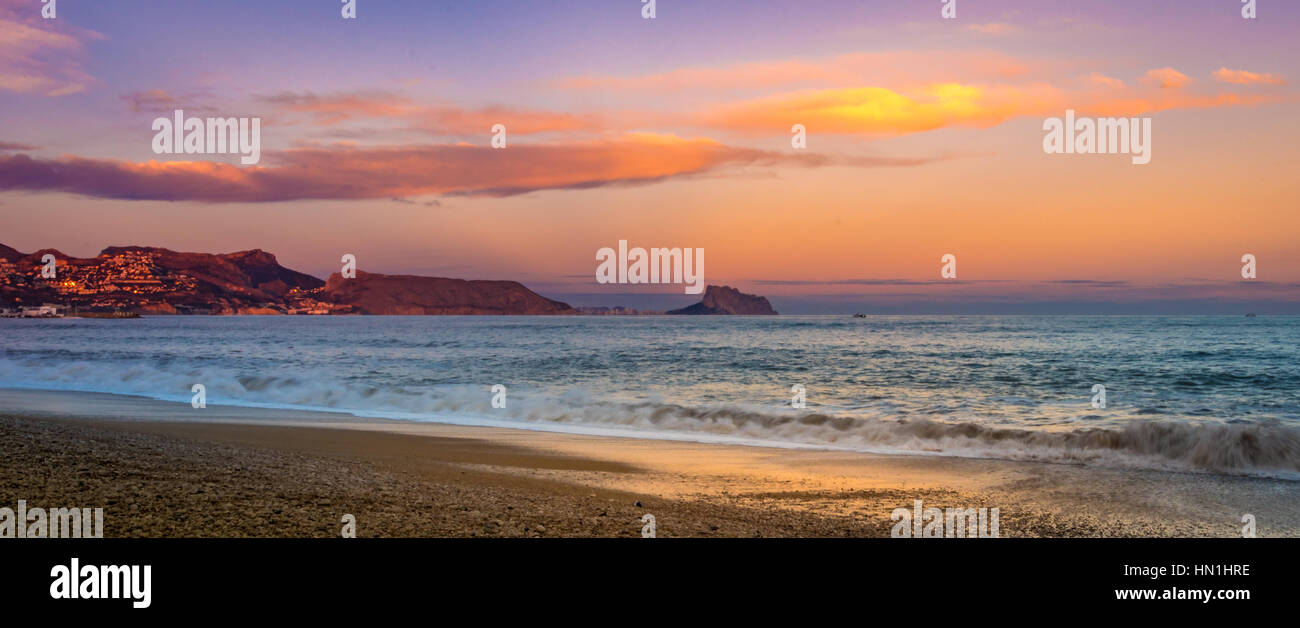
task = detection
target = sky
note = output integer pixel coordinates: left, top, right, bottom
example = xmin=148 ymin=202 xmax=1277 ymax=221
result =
xmin=1 ymin=0 xmax=1298 ymax=313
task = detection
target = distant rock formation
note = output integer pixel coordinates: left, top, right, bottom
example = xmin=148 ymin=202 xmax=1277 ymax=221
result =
xmin=323 ymin=270 xmax=576 ymax=315
xmin=666 ymin=285 xmax=778 ymax=315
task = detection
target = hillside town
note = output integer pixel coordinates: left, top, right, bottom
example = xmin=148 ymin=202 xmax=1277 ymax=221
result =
xmin=0 ymin=246 xmax=341 ymax=317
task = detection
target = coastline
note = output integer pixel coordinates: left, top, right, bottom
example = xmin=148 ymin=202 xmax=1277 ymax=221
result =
xmin=3 ymin=389 xmax=1296 ymax=538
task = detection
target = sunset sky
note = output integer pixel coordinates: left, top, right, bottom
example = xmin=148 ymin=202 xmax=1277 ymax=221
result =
xmin=1 ymin=0 xmax=1298 ymax=313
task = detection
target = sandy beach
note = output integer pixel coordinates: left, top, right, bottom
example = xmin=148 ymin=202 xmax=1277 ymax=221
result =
xmin=2 ymin=389 xmax=1296 ymax=538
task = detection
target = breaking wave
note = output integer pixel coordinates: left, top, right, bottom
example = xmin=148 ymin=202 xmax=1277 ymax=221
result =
xmin=1 ymin=356 xmax=1297 ymax=479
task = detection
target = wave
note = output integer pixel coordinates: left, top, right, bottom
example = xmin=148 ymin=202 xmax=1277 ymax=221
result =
xmin=566 ymin=401 xmax=1300 ymax=477
xmin=1 ymin=356 xmax=1297 ymax=478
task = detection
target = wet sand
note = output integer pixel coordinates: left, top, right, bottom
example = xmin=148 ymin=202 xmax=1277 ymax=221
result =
xmin=1 ymin=390 xmax=1297 ymax=537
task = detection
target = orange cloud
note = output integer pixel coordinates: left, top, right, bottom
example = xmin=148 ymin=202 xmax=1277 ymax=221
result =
xmin=701 ymin=84 xmax=1052 ymax=135
xmin=1078 ymin=91 xmax=1278 ymax=117
xmin=553 ymin=53 xmax=1282 ymax=139
xmin=1212 ymin=68 xmax=1286 ymax=85
xmin=698 ymin=75 xmax=1279 ymax=136
xmin=1086 ymin=73 xmax=1124 ymax=88
xmin=0 ymin=133 xmax=934 ymax=202
xmin=1140 ymin=68 xmax=1189 ymax=89
xmin=254 ymin=56 xmax=1281 ymax=145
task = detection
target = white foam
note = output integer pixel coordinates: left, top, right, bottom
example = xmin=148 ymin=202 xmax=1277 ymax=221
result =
xmin=1 ymin=356 xmax=1297 ymax=479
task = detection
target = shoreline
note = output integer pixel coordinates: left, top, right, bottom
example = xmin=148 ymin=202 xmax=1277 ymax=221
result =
xmin=3 ymin=390 xmax=1297 ymax=538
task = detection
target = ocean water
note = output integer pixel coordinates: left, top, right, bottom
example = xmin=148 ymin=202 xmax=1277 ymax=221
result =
xmin=2 ymin=315 xmax=1298 ymax=477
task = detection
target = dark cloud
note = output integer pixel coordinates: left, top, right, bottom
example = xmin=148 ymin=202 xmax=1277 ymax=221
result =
xmin=0 ymin=135 xmax=948 ymax=203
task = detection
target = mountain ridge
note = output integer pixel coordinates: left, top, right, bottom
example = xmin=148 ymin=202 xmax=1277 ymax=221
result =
xmin=0 ymin=243 xmax=574 ymax=315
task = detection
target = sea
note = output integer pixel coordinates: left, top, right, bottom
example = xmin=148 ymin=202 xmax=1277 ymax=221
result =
xmin=2 ymin=315 xmax=1298 ymax=477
